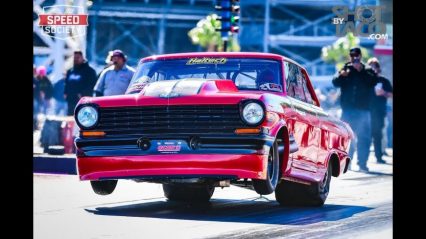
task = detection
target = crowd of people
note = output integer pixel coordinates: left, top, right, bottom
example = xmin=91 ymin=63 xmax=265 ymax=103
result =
xmin=332 ymin=47 xmax=393 ymax=172
xmin=33 ymin=49 xmax=135 ymax=130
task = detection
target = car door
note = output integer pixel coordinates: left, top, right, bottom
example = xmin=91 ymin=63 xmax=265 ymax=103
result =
xmin=299 ymin=68 xmax=323 ymax=167
xmin=283 ymin=61 xmax=319 ymax=173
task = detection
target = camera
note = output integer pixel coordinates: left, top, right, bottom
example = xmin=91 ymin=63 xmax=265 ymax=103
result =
xmin=353 ymin=57 xmax=360 ymax=64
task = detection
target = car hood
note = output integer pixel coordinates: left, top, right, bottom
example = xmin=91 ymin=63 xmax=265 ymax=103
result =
xmin=141 ymin=79 xmax=217 ymax=98
xmin=78 ymin=79 xmax=272 ymax=108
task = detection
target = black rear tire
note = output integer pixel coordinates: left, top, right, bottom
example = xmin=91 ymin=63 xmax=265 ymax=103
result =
xmin=162 ymin=184 xmax=215 ymax=202
xmin=90 ymin=180 xmax=118 ymax=195
xmin=275 ymin=163 xmax=332 ymax=206
xmin=253 ymin=140 xmax=280 ymax=195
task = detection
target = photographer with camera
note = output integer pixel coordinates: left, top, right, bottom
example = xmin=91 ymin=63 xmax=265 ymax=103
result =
xmin=332 ymin=47 xmax=378 ymax=172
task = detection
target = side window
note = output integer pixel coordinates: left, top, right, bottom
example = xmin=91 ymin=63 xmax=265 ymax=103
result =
xmin=300 ymin=70 xmax=314 ymax=105
xmin=285 ymin=61 xmax=317 ymax=105
xmin=284 ymin=61 xmax=306 ymax=102
xmin=284 ymin=61 xmax=290 ymax=90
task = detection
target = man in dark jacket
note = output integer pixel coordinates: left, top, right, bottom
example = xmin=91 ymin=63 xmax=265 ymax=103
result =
xmin=367 ymin=57 xmax=393 ymax=164
xmin=64 ymin=51 xmax=97 ymax=115
xmin=332 ymin=47 xmax=378 ymax=172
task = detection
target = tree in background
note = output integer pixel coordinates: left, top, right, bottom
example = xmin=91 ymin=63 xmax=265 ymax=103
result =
xmin=321 ymin=32 xmax=370 ymax=71
xmin=188 ymin=14 xmax=240 ymax=52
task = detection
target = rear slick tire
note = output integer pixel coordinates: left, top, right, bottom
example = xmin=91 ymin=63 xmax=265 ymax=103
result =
xmin=275 ymin=163 xmax=332 ymax=206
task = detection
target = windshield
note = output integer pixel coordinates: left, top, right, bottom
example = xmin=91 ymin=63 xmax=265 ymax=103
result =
xmin=126 ymin=58 xmax=282 ymax=94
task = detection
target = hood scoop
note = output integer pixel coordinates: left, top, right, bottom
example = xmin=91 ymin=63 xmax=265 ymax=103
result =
xmin=141 ymin=79 xmax=238 ymax=98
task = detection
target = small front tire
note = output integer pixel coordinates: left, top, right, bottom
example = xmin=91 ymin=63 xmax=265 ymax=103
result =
xmin=253 ymin=140 xmax=280 ymax=195
xmin=90 ymin=180 xmax=118 ymax=195
xmin=162 ymin=184 xmax=215 ymax=202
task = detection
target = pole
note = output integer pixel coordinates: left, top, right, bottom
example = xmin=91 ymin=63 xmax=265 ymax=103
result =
xmin=263 ymin=0 xmax=270 ymax=52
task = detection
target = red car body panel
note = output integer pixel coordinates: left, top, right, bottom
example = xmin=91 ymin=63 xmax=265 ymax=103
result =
xmin=78 ymin=154 xmax=268 ymax=181
xmin=75 ymin=52 xmax=353 ymax=185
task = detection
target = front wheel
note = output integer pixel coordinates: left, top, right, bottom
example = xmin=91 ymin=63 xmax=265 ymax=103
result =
xmin=90 ymin=180 xmax=118 ymax=195
xmin=253 ymin=140 xmax=280 ymax=195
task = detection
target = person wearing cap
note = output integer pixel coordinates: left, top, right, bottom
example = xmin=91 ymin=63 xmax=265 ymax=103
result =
xmin=33 ymin=64 xmax=39 ymax=130
xmin=367 ymin=57 xmax=393 ymax=164
xmin=64 ymin=51 xmax=97 ymax=115
xmin=96 ymin=51 xmax=114 ymax=80
xmin=35 ymin=65 xmax=53 ymax=115
xmin=93 ymin=49 xmax=135 ymax=97
xmin=332 ymin=47 xmax=378 ymax=172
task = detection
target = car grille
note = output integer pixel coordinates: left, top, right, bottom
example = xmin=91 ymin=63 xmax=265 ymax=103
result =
xmin=95 ymin=105 xmax=248 ymax=136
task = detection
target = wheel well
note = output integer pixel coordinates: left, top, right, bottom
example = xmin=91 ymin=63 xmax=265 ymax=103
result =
xmin=275 ymin=127 xmax=289 ymax=177
xmin=329 ymin=154 xmax=340 ymax=177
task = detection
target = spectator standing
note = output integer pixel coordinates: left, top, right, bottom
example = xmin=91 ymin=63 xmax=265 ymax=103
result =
xmin=367 ymin=57 xmax=393 ymax=164
xmin=64 ymin=51 xmax=97 ymax=115
xmin=94 ymin=49 xmax=135 ymax=97
xmin=332 ymin=47 xmax=378 ymax=172
xmin=35 ymin=66 xmax=53 ymax=115
xmin=52 ymin=72 xmax=68 ymax=116
xmin=33 ymin=65 xmax=40 ymax=130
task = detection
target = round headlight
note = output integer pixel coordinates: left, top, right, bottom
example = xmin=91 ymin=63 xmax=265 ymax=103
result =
xmin=77 ymin=106 xmax=98 ymax=128
xmin=242 ymin=102 xmax=265 ymax=125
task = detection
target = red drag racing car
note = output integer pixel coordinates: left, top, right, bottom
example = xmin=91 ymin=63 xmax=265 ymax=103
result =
xmin=75 ymin=52 xmax=353 ymax=206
